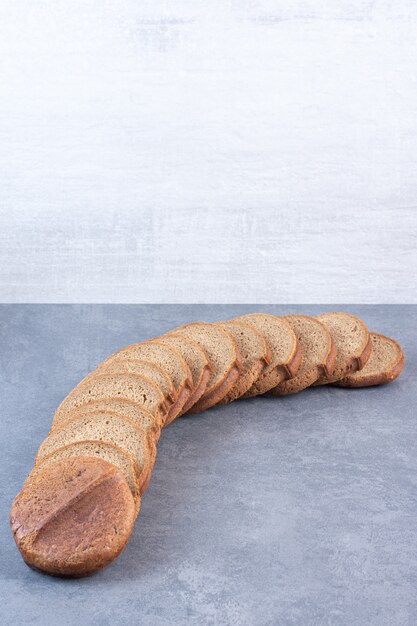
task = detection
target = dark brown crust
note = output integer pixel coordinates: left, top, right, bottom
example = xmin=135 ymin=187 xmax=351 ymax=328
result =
xmin=269 ymin=316 xmax=337 ymax=396
xmin=268 ymin=366 xmax=321 ymax=396
xmin=314 ymin=313 xmax=370 ymax=385
xmin=356 ymin=333 xmax=372 ymax=370
xmin=321 ymin=332 xmax=337 ymax=378
xmin=242 ymin=334 xmax=301 ymax=398
xmin=164 ymin=384 xmax=193 ymax=425
xmin=283 ymin=338 xmax=302 ymax=379
xmin=181 ymin=365 xmax=211 ymax=414
xmin=334 ymin=334 xmax=404 ymax=388
xmin=186 ymin=365 xmax=241 ymax=413
xmin=214 ymin=320 xmax=272 ymax=404
xmin=172 ymin=322 xmax=242 ymax=392
xmin=218 ymin=359 xmax=266 ymax=405
xmin=236 ymin=315 xmax=300 ymax=397
xmin=10 ymin=458 xmax=135 ymax=578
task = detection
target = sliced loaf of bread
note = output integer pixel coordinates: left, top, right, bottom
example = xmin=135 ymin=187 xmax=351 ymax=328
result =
xmin=269 ymin=315 xmax=336 ymax=395
xmin=153 ymin=333 xmax=212 ymax=418
xmin=52 ymin=372 xmax=168 ymax=427
xmin=31 ymin=440 xmax=142 ymax=506
xmin=334 ymin=333 xmax=404 ymax=388
xmin=172 ymin=322 xmax=241 ymax=413
xmin=215 ymin=320 xmax=271 ymax=404
xmin=234 ymin=314 xmax=301 ymax=397
xmin=51 ymin=398 xmax=161 ymax=443
xmin=314 ymin=312 xmax=371 ymax=384
xmin=101 ymin=342 xmax=193 ymax=424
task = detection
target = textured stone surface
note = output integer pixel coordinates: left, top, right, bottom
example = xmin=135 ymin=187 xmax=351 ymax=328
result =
xmin=0 ymin=305 xmax=416 ymax=625
xmin=1 ymin=2 xmax=417 ymax=303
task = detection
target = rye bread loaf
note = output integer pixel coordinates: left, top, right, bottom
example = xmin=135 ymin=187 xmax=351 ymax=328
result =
xmin=314 ymin=312 xmax=371 ymax=385
xmin=171 ymin=322 xmax=241 ymax=412
xmin=234 ymin=314 xmax=301 ymax=397
xmin=10 ymin=457 xmax=136 ymax=578
xmin=89 ymin=359 xmax=176 ymax=405
xmin=334 ymin=333 xmax=404 ymax=388
xmin=35 ymin=412 xmax=154 ymax=494
xmin=10 ymin=309 xmax=405 ymax=579
xmin=101 ymin=342 xmax=193 ymax=424
xmin=215 ymin=321 xmax=271 ymax=404
xmin=52 ymin=372 xmax=168 ymax=427
xmin=51 ymin=398 xmax=161 ymax=444
xmin=269 ymin=315 xmax=336 ymax=395
xmin=153 ymin=333 xmax=212 ymax=418
xmin=31 ymin=440 xmax=141 ymax=503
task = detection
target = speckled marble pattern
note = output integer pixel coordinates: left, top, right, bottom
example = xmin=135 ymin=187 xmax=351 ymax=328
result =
xmin=0 ymin=305 xmax=415 ymax=625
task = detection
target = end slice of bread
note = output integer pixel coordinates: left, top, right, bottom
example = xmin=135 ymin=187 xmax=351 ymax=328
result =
xmin=314 ymin=312 xmax=371 ymax=384
xmin=11 ymin=457 xmax=136 ymax=577
xmin=334 ymin=333 xmax=404 ymax=388
xmin=215 ymin=320 xmax=271 ymax=404
xmin=234 ymin=314 xmax=301 ymax=397
xmin=269 ymin=315 xmax=336 ymax=395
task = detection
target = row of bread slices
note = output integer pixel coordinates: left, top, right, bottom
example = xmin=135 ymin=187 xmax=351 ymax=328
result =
xmin=28 ymin=312 xmax=404 ymax=512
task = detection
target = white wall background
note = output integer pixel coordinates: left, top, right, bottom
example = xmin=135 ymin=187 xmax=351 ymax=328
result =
xmin=0 ymin=1 xmax=416 ymax=303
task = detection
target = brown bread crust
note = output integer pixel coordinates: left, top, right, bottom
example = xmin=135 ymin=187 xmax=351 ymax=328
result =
xmin=335 ymin=333 xmax=404 ymax=388
xmin=269 ymin=316 xmax=336 ymax=396
xmin=186 ymin=365 xmax=241 ymax=414
xmin=164 ymin=384 xmax=193 ymax=425
xmin=216 ymin=321 xmax=271 ymax=404
xmin=242 ymin=343 xmax=301 ymax=397
xmin=10 ymin=458 xmax=136 ymax=578
xmin=151 ymin=333 xmax=213 ymax=415
xmin=236 ymin=314 xmax=301 ymax=397
xmin=181 ymin=366 xmax=211 ymax=414
xmin=173 ymin=322 xmax=242 ymax=410
xmin=314 ymin=313 xmax=371 ymax=385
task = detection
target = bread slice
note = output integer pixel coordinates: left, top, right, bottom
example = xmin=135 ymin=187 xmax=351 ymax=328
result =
xmin=53 ymin=372 xmax=168 ymax=426
xmin=171 ymin=322 xmax=241 ymax=413
xmin=234 ymin=314 xmax=301 ymax=397
xmin=215 ymin=320 xmax=271 ymax=404
xmin=334 ymin=333 xmax=404 ymax=388
xmin=269 ymin=315 xmax=336 ymax=395
xmin=101 ymin=342 xmax=193 ymax=424
xmin=314 ymin=312 xmax=371 ymax=384
xmin=86 ymin=359 xmax=176 ymax=405
xmin=153 ymin=333 xmax=212 ymax=418
xmin=11 ymin=457 xmax=136 ymax=577
xmin=31 ymin=440 xmax=141 ymax=504
xmin=50 ymin=398 xmax=161 ymax=444
xmin=35 ymin=412 xmax=153 ymax=493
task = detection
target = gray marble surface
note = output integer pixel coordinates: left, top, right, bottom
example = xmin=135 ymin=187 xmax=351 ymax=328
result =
xmin=0 ymin=305 xmax=415 ymax=625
